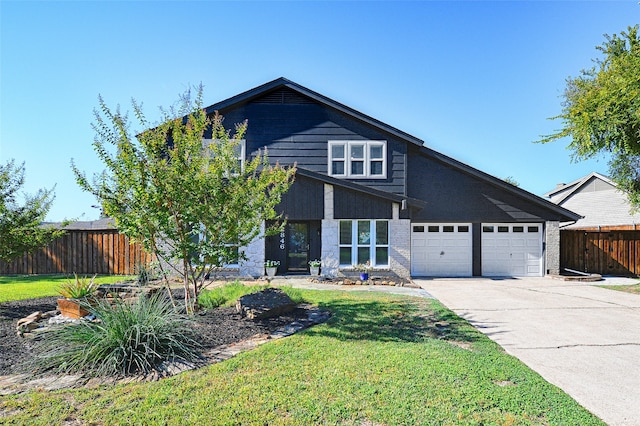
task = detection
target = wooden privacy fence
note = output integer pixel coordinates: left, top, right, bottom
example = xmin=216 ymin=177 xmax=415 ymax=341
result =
xmin=561 ymin=228 xmax=640 ymax=276
xmin=0 ymin=230 xmax=154 ymax=275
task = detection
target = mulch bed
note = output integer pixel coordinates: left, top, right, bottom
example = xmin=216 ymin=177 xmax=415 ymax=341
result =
xmin=0 ymin=291 xmax=312 ymax=377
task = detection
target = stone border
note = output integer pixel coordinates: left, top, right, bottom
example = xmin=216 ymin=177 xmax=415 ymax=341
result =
xmin=0 ymin=305 xmax=330 ymax=395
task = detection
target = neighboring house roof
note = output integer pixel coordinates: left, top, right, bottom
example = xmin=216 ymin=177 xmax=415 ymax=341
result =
xmin=545 ymin=172 xmax=640 ymax=229
xmin=205 ymin=77 xmax=426 ymax=148
xmin=544 ymin=172 xmax=613 ymax=204
xmin=44 ymin=218 xmax=118 ymax=230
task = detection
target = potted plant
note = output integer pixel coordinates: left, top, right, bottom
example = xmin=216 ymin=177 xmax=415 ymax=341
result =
xmin=57 ymin=273 xmax=98 ymax=319
xmin=308 ymin=259 xmax=321 ymax=276
xmin=354 ymin=261 xmax=372 ymax=281
xmin=264 ymin=260 xmax=280 ymax=277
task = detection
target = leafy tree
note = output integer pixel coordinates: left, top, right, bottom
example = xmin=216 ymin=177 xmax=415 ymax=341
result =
xmin=540 ymin=25 xmax=640 ymax=205
xmin=0 ymin=160 xmax=65 ymax=262
xmin=73 ymin=87 xmax=296 ymax=312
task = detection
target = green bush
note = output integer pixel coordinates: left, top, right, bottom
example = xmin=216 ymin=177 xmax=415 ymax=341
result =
xmin=30 ymin=293 xmax=202 ymax=377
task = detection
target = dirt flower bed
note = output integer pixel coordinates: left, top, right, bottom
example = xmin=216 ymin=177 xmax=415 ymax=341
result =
xmin=0 ymin=292 xmax=311 ymax=376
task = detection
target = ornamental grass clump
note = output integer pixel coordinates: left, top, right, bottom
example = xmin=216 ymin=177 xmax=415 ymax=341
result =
xmin=31 ymin=293 xmax=202 ymax=377
xmin=58 ymin=273 xmax=98 ymax=299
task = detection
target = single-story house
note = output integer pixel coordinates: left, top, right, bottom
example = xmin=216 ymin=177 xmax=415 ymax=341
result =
xmin=200 ymin=77 xmax=580 ymax=278
xmin=545 ymin=172 xmax=640 ymax=276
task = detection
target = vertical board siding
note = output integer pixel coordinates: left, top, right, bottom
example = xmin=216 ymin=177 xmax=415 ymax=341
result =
xmin=561 ymin=230 xmax=640 ymax=276
xmin=0 ymin=230 xmax=154 ymax=275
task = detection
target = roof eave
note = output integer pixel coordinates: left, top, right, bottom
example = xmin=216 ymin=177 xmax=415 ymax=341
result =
xmin=294 ymin=167 xmax=426 ymax=209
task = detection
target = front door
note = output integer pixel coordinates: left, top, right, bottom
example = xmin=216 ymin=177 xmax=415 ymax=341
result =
xmin=287 ymin=222 xmax=309 ymax=272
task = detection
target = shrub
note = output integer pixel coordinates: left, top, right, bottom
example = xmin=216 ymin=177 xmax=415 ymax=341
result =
xmin=30 ymin=293 xmax=202 ymax=377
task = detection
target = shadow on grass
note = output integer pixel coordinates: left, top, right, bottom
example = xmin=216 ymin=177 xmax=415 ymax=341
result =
xmin=306 ymin=297 xmax=480 ymax=345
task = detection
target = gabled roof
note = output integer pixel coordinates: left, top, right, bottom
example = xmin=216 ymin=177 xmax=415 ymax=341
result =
xmin=418 ymin=145 xmax=583 ymax=222
xmin=204 ymin=77 xmax=580 ymax=223
xmin=544 ymin=172 xmax=614 ymax=205
xmin=204 ymin=77 xmax=425 ymax=148
xmin=543 ymin=172 xmax=640 ymax=229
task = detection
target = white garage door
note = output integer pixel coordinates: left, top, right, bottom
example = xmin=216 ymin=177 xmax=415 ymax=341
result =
xmin=482 ymin=223 xmax=543 ymax=277
xmin=411 ymin=223 xmax=472 ymax=277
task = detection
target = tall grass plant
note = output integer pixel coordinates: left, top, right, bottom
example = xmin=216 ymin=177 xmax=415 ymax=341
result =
xmin=30 ymin=293 xmax=202 ymax=377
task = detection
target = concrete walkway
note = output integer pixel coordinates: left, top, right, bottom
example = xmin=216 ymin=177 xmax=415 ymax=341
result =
xmin=415 ymin=276 xmax=640 ymax=426
xmin=269 ymin=278 xmax=434 ymax=299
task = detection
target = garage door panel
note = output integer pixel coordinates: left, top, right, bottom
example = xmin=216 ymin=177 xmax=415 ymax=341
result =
xmin=482 ymin=223 xmax=543 ymax=277
xmin=411 ymin=223 xmax=472 ymax=277
xmin=413 ymin=239 xmax=426 ymax=248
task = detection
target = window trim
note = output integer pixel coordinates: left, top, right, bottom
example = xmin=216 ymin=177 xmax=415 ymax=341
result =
xmin=328 ymin=140 xmax=387 ymax=179
xmin=338 ymin=220 xmax=389 ymax=268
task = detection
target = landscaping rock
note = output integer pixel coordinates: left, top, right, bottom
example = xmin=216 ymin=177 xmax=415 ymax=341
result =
xmin=236 ymin=288 xmax=296 ymax=320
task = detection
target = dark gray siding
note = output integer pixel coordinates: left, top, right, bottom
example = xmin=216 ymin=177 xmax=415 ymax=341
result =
xmin=333 ymin=187 xmax=393 ymax=219
xmin=275 ymin=175 xmax=324 ymax=220
xmin=407 ymin=148 xmax=570 ymax=222
xmin=217 ymin=88 xmax=407 ymax=196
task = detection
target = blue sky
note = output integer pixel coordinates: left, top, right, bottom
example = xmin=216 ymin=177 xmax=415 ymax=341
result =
xmin=1 ymin=1 xmax=639 ymax=221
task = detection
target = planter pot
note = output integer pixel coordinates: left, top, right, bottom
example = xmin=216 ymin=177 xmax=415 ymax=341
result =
xmin=310 ymin=266 xmax=320 ymax=276
xmin=265 ymin=266 xmax=277 ymax=277
xmin=57 ymin=298 xmax=90 ymax=319
xmin=360 ymin=272 xmax=369 ymax=281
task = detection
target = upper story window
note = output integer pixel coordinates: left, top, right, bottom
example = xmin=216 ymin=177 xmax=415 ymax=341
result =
xmin=328 ymin=140 xmax=386 ymax=179
xmin=202 ymin=139 xmax=246 ymax=172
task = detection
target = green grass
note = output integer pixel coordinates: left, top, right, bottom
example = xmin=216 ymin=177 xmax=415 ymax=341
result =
xmin=0 ymin=274 xmax=134 ymax=302
xmin=599 ymin=281 xmax=640 ymax=295
xmin=198 ymin=281 xmax=305 ymax=309
xmin=0 ymin=287 xmax=603 ymax=425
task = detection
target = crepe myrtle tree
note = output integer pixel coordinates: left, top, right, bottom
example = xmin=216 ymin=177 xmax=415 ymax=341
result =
xmin=73 ymin=86 xmax=296 ymax=312
xmin=540 ymin=25 xmax=640 ymax=207
xmin=0 ymin=160 xmax=66 ymax=262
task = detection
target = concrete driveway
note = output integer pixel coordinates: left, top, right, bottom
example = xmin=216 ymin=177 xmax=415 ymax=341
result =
xmin=415 ymin=276 xmax=640 ymax=426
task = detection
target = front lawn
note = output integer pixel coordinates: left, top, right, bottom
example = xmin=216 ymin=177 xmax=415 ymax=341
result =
xmin=0 ymin=284 xmax=603 ymax=425
xmin=0 ymin=274 xmax=133 ymax=302
xmin=599 ymin=281 xmax=640 ymax=295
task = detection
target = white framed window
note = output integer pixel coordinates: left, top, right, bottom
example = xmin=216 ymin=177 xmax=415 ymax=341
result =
xmin=202 ymin=138 xmax=246 ymax=172
xmin=328 ymin=140 xmax=386 ymax=179
xmin=339 ymin=220 xmax=389 ymax=267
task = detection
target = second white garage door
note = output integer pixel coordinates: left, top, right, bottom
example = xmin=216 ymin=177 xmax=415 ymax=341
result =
xmin=411 ymin=223 xmax=472 ymax=277
xmin=481 ymin=223 xmax=543 ymax=277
